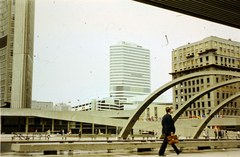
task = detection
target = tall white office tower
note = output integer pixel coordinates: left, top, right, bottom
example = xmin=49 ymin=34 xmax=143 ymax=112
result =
xmin=110 ymin=41 xmax=151 ymax=102
xmin=0 ymin=0 xmax=35 ymax=108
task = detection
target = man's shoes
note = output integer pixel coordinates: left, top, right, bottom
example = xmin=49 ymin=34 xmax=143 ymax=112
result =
xmin=177 ymin=150 xmax=182 ymax=155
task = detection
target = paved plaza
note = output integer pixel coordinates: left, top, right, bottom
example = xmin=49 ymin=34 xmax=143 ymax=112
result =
xmin=1 ymin=134 xmax=240 ymax=157
xmin=2 ymin=148 xmax=240 ymax=157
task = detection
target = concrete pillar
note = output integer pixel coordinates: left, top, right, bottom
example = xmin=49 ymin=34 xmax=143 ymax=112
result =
xmin=52 ymin=119 xmax=54 ymax=132
xmin=105 ymin=125 xmax=108 ymax=134
xmin=92 ymin=123 xmax=95 ymax=134
xmin=68 ymin=121 xmax=70 ymax=132
xmin=42 ymin=118 xmax=45 ymax=132
xmin=25 ymin=116 xmax=29 ymax=133
xmin=80 ymin=122 xmax=82 ymax=131
xmin=59 ymin=150 xmax=64 ymax=155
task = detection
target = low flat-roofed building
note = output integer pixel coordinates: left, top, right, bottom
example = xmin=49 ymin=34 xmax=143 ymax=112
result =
xmin=72 ymin=97 xmax=124 ymax=111
xmin=31 ymin=100 xmax=53 ymax=111
xmin=54 ymin=103 xmax=71 ymax=111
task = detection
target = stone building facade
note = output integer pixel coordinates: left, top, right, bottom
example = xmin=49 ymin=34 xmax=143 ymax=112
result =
xmin=171 ymin=36 xmax=240 ymax=118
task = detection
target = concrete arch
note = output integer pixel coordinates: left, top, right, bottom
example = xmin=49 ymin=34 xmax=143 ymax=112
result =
xmin=118 ymin=70 xmax=240 ymax=139
xmin=193 ymin=92 xmax=240 ymax=139
xmin=166 ymin=78 xmax=240 ymax=139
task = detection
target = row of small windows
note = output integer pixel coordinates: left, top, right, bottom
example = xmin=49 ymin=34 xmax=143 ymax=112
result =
xmin=184 ymin=110 xmax=238 ymax=117
xmin=110 ymin=49 xmax=149 ymax=56
xmin=175 ymin=87 xmax=210 ymax=96
xmin=110 ymin=63 xmax=150 ymax=69
xmin=176 ymin=78 xmax=210 ymax=88
xmin=174 ymin=56 xmax=240 ymax=69
xmin=174 ymin=51 xmax=240 ymax=62
xmin=110 ymin=79 xmax=150 ymax=84
xmin=110 ymin=52 xmax=150 ymax=58
xmin=176 ymin=97 xmax=239 ymax=109
xmin=110 ymin=77 xmax=150 ymax=82
xmin=110 ymin=56 xmax=150 ymax=62
xmin=110 ymin=69 xmax=150 ymax=74
xmin=110 ymin=62 xmax=150 ymax=66
xmin=176 ymin=101 xmax=212 ymax=110
xmin=175 ymin=91 xmax=240 ymax=102
xmin=173 ymin=41 xmax=239 ymax=56
xmin=175 ymin=93 xmax=210 ymax=103
xmin=110 ymin=83 xmax=150 ymax=87
xmin=110 ymin=64 xmax=150 ymax=69
xmin=110 ymin=73 xmax=150 ymax=77
xmin=110 ymin=59 xmax=150 ymax=65
xmin=176 ymin=78 xmax=238 ymax=89
xmin=110 ymin=66 xmax=150 ymax=71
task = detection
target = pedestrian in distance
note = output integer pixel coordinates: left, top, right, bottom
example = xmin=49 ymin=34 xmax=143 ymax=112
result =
xmin=151 ymin=130 xmax=155 ymax=139
xmin=159 ymin=107 xmax=182 ymax=156
xmin=47 ymin=129 xmax=51 ymax=139
xmin=79 ymin=129 xmax=82 ymax=139
xmin=214 ymin=129 xmax=217 ymax=139
xmin=203 ymin=130 xmax=207 ymax=139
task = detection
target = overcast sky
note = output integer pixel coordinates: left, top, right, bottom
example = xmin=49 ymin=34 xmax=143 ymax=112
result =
xmin=32 ymin=0 xmax=240 ymax=106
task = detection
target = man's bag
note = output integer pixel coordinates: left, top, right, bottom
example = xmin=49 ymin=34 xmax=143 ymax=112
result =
xmin=167 ymin=135 xmax=179 ymax=145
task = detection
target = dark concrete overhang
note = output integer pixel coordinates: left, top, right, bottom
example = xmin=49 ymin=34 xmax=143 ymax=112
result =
xmin=134 ymin=0 xmax=240 ymax=29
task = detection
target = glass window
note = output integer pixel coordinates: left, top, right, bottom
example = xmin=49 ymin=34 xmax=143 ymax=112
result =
xmin=195 ymin=59 xmax=198 ymax=63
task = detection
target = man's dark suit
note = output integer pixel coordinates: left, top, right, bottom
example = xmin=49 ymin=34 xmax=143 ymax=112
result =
xmin=159 ymin=113 xmax=180 ymax=155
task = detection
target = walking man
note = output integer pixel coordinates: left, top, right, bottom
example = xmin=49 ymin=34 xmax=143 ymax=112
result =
xmin=159 ymin=107 xmax=182 ymax=156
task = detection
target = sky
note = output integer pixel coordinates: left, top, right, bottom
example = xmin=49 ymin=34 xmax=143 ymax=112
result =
xmin=32 ymin=0 xmax=240 ymax=107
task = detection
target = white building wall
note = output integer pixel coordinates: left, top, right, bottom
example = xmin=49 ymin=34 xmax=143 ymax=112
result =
xmin=54 ymin=103 xmax=71 ymax=111
xmin=31 ymin=100 xmax=53 ymax=111
xmin=110 ymin=41 xmax=151 ymax=102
